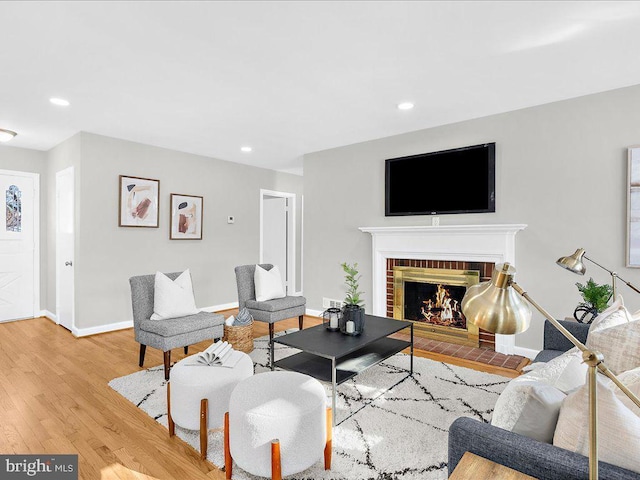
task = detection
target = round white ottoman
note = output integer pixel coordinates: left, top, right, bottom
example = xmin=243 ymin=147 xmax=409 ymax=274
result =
xmin=168 ymin=352 xmax=253 ymax=458
xmin=225 ymin=371 xmax=330 ymax=479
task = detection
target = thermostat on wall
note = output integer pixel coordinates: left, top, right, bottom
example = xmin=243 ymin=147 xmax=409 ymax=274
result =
xmin=227 ymin=215 xmax=235 ymax=224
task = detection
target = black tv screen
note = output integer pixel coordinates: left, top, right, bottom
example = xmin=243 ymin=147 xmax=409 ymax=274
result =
xmin=385 ymin=143 xmax=496 ymax=216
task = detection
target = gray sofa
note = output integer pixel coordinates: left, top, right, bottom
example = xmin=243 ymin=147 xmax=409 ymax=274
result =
xmin=448 ymin=320 xmax=640 ymax=480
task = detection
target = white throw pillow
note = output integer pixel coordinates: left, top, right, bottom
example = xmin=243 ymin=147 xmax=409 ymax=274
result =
xmin=588 ymin=294 xmax=631 ymax=334
xmin=553 ymin=374 xmax=640 ymax=474
xmin=616 ymin=367 xmax=640 ymax=411
xmin=589 ymin=320 xmax=640 ymax=374
xmin=554 ymin=352 xmax=589 ymax=393
xmin=491 ymin=348 xmax=589 ymax=442
xmin=254 ymin=265 xmax=286 ymax=302
xmin=150 ymin=270 xmax=199 ymax=320
xmin=525 ymin=347 xmax=584 ymax=390
xmin=491 ymin=378 xmax=566 ymax=443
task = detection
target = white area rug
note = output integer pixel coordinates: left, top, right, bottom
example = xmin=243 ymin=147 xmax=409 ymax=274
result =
xmin=109 ymin=330 xmax=509 ymax=479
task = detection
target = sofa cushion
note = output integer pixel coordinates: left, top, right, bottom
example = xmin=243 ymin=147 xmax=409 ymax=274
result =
xmin=141 ymin=311 xmax=223 ymax=337
xmin=246 ymin=295 xmax=306 ymax=312
xmin=532 ymin=349 xmax=565 ymax=364
xmin=553 ymin=372 xmax=640 ymax=474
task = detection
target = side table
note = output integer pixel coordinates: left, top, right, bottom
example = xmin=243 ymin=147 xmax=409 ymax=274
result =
xmin=449 ymin=452 xmax=537 ymax=480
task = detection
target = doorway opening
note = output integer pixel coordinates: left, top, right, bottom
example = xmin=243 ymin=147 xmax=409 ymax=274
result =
xmin=259 ymin=189 xmax=300 ymax=295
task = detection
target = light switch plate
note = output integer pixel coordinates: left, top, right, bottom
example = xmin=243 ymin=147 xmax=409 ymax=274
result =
xmin=227 ymin=216 xmax=235 ymax=224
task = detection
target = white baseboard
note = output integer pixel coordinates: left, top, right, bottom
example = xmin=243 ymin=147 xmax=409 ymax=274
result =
xmin=70 ymin=302 xmax=240 ymax=338
xmin=305 ymin=308 xmax=323 ymax=318
xmin=39 ymin=310 xmax=58 ymax=323
xmin=201 ymin=302 xmax=239 ymax=313
xmin=513 ymin=346 xmax=539 ymax=360
xmin=72 ymin=320 xmax=134 ymax=338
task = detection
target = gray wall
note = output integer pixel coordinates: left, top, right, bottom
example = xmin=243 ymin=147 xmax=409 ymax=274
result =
xmin=74 ymin=133 xmax=303 ymax=329
xmin=0 ymin=144 xmax=48 ymax=310
xmin=303 ymin=84 xmax=640 ymax=351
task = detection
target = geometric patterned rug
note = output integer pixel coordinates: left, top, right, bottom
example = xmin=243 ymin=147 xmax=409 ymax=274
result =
xmin=109 ymin=330 xmax=510 ymax=479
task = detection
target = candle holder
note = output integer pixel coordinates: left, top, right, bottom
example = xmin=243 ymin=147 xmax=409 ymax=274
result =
xmin=340 ymin=305 xmax=365 ymax=336
xmin=322 ymin=308 xmax=342 ymax=332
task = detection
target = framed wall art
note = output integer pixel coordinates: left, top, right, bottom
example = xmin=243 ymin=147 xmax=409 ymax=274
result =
xmin=119 ymin=175 xmax=160 ymax=228
xmin=170 ymin=193 xmax=203 ymax=240
xmin=628 ymin=146 xmax=640 ymax=267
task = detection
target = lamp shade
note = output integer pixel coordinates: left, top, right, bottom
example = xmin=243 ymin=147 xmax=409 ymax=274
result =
xmin=556 ymin=248 xmax=587 ymax=275
xmin=461 ymin=263 xmax=532 ymax=335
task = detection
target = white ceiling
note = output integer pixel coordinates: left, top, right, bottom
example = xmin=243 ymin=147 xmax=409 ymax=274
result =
xmin=3 ymin=1 xmax=640 ymax=175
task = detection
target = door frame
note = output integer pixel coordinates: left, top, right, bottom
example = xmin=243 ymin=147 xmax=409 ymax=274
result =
xmin=55 ymin=166 xmax=75 ymax=330
xmin=0 ymin=169 xmax=40 ymax=319
xmin=259 ymin=189 xmax=298 ymax=295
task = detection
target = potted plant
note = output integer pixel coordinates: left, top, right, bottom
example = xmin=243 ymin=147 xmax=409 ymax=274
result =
xmin=341 ymin=262 xmax=365 ymax=335
xmin=573 ymin=278 xmax=613 ymax=323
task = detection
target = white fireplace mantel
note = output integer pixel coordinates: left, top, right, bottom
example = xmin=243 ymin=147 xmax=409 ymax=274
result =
xmin=359 ymin=224 xmax=527 ymax=354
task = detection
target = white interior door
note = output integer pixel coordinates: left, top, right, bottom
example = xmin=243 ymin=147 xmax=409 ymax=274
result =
xmin=0 ymin=172 xmax=36 ymax=322
xmin=262 ymin=196 xmax=288 ymax=292
xmin=56 ymin=167 xmax=75 ymax=331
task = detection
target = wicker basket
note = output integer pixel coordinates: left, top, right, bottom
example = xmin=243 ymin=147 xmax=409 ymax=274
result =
xmin=223 ymin=320 xmax=254 ymax=353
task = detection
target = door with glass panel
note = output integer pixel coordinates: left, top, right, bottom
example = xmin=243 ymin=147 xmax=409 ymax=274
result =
xmin=0 ymin=171 xmax=36 ymax=322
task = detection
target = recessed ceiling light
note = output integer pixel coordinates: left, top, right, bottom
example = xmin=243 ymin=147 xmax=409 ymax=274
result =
xmin=241 ymin=146 xmax=252 ymax=153
xmin=0 ymin=129 xmax=17 ymax=143
xmin=397 ymin=102 xmax=414 ymax=111
xmin=50 ymin=97 xmax=70 ymax=107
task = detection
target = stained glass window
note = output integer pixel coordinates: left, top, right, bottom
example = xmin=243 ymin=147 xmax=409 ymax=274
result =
xmin=6 ymin=185 xmax=21 ymax=232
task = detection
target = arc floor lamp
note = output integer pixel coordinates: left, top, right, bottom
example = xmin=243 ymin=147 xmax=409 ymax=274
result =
xmin=462 ymin=263 xmax=640 ymax=480
xmin=557 ymin=248 xmax=640 ymax=298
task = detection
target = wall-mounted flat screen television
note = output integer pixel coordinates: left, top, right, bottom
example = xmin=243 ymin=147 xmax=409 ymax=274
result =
xmin=385 ymin=143 xmax=496 ymax=216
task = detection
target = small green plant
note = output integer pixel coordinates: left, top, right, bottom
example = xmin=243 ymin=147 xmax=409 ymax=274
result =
xmin=575 ymin=278 xmax=613 ymax=313
xmin=341 ymin=262 xmax=364 ymax=307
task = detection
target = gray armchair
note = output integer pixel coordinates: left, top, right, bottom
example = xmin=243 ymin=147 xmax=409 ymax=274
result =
xmin=129 ymin=272 xmax=225 ymax=380
xmin=234 ymin=264 xmax=306 ymax=369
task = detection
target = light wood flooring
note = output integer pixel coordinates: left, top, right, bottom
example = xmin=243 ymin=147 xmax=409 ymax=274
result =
xmin=0 ymin=314 xmax=522 ymax=480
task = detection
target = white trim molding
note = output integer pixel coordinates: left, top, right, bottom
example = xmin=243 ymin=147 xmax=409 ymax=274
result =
xmin=305 ymin=308 xmax=324 ymax=318
xmin=71 ymin=302 xmax=241 ymax=338
xmin=72 ymin=320 xmax=133 ymax=337
xmin=513 ymin=346 xmax=540 ymax=360
xmin=39 ymin=310 xmax=58 ymax=323
xmin=201 ymin=302 xmax=239 ymax=312
xmin=359 ymin=224 xmax=527 ymax=355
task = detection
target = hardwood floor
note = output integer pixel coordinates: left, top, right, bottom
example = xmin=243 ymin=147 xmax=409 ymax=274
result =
xmin=0 ymin=314 xmax=522 ymax=480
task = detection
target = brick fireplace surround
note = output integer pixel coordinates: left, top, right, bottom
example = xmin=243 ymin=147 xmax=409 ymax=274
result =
xmin=359 ymin=224 xmax=527 ymax=356
xmin=386 ymin=258 xmax=496 ymax=349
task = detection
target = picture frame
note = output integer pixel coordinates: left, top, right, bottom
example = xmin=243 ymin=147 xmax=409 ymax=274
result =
xmin=119 ymin=175 xmax=160 ymax=228
xmin=627 ymin=146 xmax=640 ymax=267
xmin=170 ymin=193 xmax=203 ymax=240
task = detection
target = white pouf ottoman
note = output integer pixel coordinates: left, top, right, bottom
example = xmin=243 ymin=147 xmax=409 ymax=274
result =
xmin=224 ymin=371 xmax=331 ymax=480
xmin=167 ymin=351 xmax=254 ymax=459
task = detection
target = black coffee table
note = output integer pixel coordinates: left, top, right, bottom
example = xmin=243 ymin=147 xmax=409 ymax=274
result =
xmin=273 ymin=314 xmax=413 ymax=425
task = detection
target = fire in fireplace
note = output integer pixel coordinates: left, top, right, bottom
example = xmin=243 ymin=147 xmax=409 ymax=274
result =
xmin=404 ymin=282 xmax=467 ymax=329
xmin=393 ymin=266 xmax=481 ymax=346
